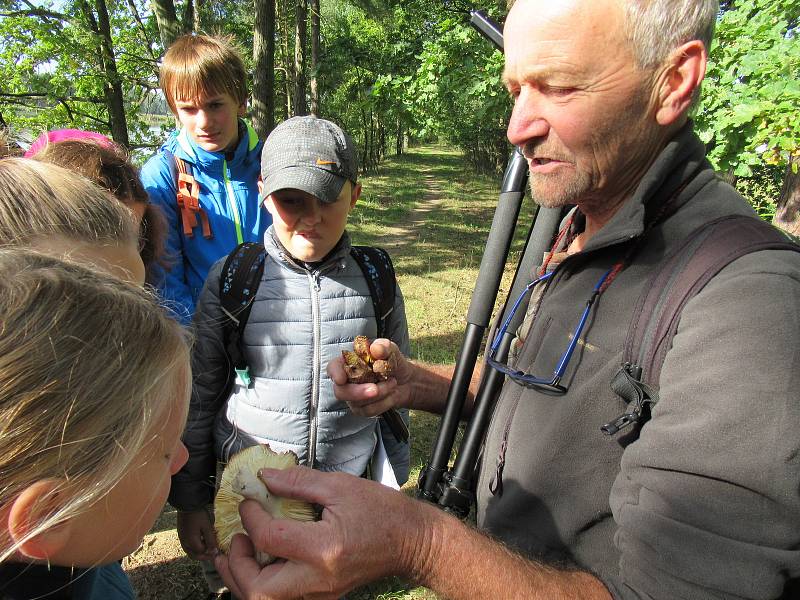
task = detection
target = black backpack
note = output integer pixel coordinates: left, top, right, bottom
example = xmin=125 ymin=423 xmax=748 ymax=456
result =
xmin=603 ymin=214 xmax=799 ymax=438
xmin=217 ymin=242 xmax=409 ymax=442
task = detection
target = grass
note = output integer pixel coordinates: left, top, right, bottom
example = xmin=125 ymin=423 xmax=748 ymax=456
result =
xmin=351 ymin=146 xmax=534 ymax=365
xmin=344 ymin=146 xmax=535 ymax=599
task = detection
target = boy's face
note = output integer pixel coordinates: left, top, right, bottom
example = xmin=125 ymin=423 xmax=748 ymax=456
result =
xmin=174 ymin=92 xmax=245 ymax=153
xmin=264 ymin=181 xmax=360 ymax=263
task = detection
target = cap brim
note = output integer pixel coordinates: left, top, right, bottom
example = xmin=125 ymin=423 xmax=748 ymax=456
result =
xmin=262 ymin=166 xmax=346 ymax=204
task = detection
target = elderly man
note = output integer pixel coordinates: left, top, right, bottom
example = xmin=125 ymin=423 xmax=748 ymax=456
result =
xmin=215 ymin=0 xmax=800 ymax=598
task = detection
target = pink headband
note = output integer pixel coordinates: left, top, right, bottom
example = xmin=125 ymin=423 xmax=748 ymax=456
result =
xmin=24 ymin=129 xmax=114 ymax=158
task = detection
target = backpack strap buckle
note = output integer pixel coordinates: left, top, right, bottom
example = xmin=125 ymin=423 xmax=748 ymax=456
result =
xmin=175 ymin=159 xmax=212 ymax=239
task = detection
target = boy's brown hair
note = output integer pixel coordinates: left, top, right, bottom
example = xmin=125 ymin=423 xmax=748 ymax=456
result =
xmin=160 ymin=34 xmax=248 ymax=114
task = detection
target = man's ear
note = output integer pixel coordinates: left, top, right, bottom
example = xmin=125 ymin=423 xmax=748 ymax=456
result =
xmin=350 ymin=183 xmax=362 ymax=210
xmin=238 ymin=100 xmax=247 ymax=118
xmin=8 ymin=479 xmax=72 ymax=561
xmin=654 ymin=40 xmax=707 ymax=126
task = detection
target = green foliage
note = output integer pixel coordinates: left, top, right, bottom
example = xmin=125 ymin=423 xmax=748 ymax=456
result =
xmin=0 ymin=0 xmax=163 ymax=145
xmin=696 ymin=0 xmax=800 ymax=178
xmin=410 ymin=14 xmax=511 ymax=174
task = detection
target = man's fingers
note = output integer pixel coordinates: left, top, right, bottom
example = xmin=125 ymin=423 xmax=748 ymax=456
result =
xmin=368 ymin=338 xmax=394 ymax=360
xmin=218 ymin=533 xmax=258 ymax=599
xmin=257 ymin=465 xmax=344 ymax=506
xmin=327 ymin=354 xmax=349 ymax=385
xmin=347 ymin=395 xmax=397 ymax=417
xmin=239 ymin=498 xmax=321 ymax=564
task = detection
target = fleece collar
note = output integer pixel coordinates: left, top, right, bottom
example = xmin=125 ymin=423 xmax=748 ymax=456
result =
xmin=576 ymin=121 xmax=711 ymax=254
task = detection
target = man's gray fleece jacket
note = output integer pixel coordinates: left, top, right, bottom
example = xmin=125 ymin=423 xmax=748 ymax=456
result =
xmin=169 ymin=230 xmax=411 ymax=510
xmin=476 ymin=124 xmax=800 ymax=598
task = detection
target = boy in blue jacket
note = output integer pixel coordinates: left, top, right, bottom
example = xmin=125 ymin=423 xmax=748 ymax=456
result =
xmin=141 ymin=34 xmax=269 ymax=324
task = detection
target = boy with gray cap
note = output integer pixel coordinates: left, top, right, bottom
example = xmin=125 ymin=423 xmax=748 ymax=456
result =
xmin=170 ymin=116 xmax=411 ymax=590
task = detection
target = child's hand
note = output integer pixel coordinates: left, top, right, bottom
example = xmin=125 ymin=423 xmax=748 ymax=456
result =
xmin=327 ymin=339 xmax=413 ymax=417
xmin=176 ymin=508 xmax=218 ymax=561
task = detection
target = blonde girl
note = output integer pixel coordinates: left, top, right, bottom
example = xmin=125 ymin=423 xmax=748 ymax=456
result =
xmin=0 ymin=157 xmax=144 ymax=285
xmin=0 ymin=249 xmax=189 ymax=595
xmin=28 ymin=132 xmax=168 ymax=275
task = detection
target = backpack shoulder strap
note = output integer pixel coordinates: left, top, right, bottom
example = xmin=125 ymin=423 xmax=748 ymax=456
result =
xmin=163 ymin=148 xmax=211 ymax=240
xmin=349 ymin=246 xmax=409 ymax=443
xmin=218 ymin=242 xmax=267 ymax=386
xmin=604 ymin=215 xmax=800 ymax=436
xmin=350 ymin=246 xmax=396 ymax=339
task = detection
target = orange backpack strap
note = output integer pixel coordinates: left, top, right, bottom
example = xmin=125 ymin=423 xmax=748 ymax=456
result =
xmin=172 ymin=154 xmax=212 ymax=239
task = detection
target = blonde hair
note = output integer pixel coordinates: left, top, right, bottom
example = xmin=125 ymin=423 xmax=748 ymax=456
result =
xmin=0 ymin=158 xmax=137 ymax=248
xmin=0 ymin=249 xmax=189 ymax=562
xmin=31 ymin=140 xmax=168 ymax=270
xmin=160 ymin=34 xmax=248 ymax=115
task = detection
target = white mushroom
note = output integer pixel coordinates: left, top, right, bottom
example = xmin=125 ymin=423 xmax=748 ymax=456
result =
xmin=214 ymin=444 xmax=317 ymax=565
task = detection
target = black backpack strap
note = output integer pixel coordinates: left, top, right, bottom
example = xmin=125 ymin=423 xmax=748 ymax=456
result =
xmin=604 ymin=215 xmax=800 ymax=436
xmin=350 ymin=246 xmax=408 ymax=443
xmin=219 ymin=242 xmax=267 ymax=387
xmin=350 ymin=246 xmax=396 ymax=338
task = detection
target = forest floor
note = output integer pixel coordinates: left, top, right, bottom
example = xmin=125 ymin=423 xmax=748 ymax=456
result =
xmin=123 ymin=145 xmax=531 ymax=599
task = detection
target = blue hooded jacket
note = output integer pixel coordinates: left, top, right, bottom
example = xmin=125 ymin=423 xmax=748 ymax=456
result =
xmin=141 ymin=120 xmax=269 ymax=324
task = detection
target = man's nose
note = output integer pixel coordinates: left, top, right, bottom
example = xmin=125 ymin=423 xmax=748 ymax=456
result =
xmin=507 ymin=88 xmax=549 ymax=147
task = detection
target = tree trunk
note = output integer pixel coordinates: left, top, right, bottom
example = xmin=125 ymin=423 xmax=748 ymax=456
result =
xmin=150 ymin=0 xmax=181 ymax=49
xmin=773 ymin=155 xmax=800 ymax=236
xmin=252 ymin=0 xmax=276 ymax=138
xmin=78 ymin=0 xmax=129 ymax=146
xmin=309 ymin=0 xmax=320 ymax=116
xmin=193 ymin=0 xmax=202 ymax=32
xmin=279 ymin=0 xmax=292 ymax=119
xmin=293 ymin=0 xmax=308 ymax=116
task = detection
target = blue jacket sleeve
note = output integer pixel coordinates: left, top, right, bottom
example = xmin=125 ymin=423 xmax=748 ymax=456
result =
xmin=140 ymin=152 xmax=195 ymax=324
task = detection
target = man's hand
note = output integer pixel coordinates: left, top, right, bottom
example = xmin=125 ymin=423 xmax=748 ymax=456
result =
xmin=328 ymin=338 xmax=415 ymax=417
xmin=215 ymin=466 xmax=437 ymax=600
xmin=176 ymin=508 xmax=218 ymax=561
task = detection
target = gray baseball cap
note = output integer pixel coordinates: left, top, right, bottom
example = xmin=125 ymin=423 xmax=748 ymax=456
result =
xmin=260 ymin=116 xmax=358 ymax=204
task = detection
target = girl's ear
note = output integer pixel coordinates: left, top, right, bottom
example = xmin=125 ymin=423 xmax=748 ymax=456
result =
xmin=8 ymin=479 xmax=73 ymax=561
xmin=238 ymin=100 xmax=247 ymax=117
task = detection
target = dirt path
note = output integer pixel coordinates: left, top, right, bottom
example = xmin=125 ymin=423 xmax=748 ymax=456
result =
xmin=380 ymin=169 xmax=445 ymax=248
xmin=124 ymin=160 xmax=448 ymax=600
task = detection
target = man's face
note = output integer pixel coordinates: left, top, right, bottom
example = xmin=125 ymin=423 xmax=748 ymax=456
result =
xmin=503 ymin=0 xmax=662 ymax=211
xmin=174 ymin=92 xmax=244 ymax=153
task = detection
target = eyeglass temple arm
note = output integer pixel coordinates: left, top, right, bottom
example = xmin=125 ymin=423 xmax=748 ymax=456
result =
xmin=552 ymin=270 xmax=610 ymax=379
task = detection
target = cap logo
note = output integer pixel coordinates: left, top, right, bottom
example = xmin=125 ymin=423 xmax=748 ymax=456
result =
xmin=316 ymin=158 xmax=336 ymax=166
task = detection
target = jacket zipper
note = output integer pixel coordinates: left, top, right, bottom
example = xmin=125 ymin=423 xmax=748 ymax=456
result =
xmin=223 ymin=158 xmax=244 ymax=245
xmin=307 ymin=270 xmax=322 ymax=468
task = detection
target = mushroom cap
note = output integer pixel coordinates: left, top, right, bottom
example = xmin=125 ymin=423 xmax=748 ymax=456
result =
xmin=214 ymin=444 xmax=317 ymax=564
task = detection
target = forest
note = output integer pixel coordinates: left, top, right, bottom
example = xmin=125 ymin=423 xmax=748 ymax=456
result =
xmin=0 ymin=0 xmax=798 ymax=231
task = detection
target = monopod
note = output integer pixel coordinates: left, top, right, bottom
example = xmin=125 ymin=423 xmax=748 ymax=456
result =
xmin=416 ymin=9 xmax=563 ymax=517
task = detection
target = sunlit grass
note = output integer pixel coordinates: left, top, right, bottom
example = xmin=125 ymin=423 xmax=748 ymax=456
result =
xmin=347 ymin=145 xmax=534 ymax=599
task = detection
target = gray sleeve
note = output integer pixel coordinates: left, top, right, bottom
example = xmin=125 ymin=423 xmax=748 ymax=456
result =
xmin=169 ymin=259 xmax=231 ymax=510
xmin=606 ymin=250 xmax=800 ymax=599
